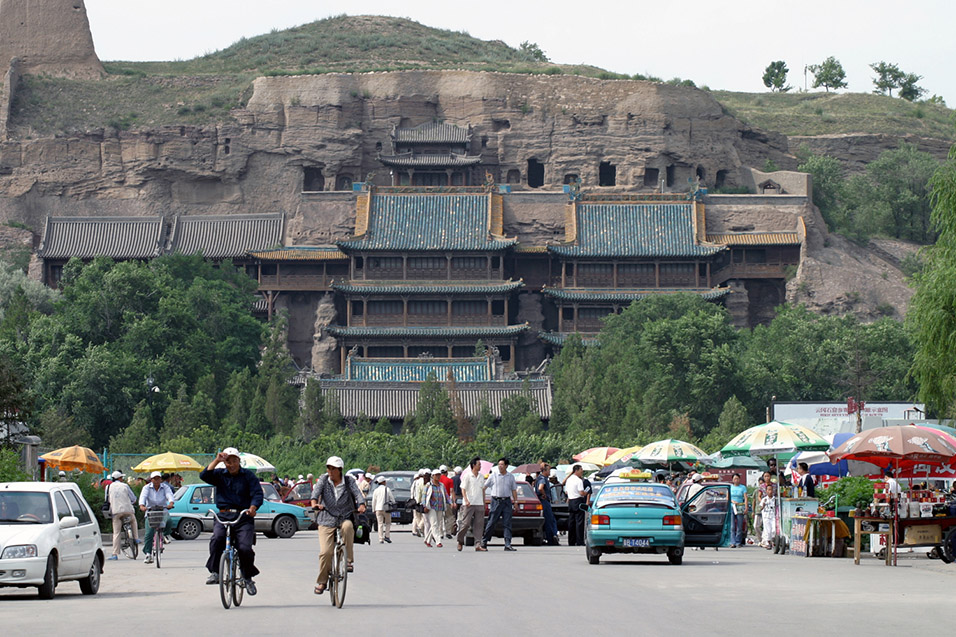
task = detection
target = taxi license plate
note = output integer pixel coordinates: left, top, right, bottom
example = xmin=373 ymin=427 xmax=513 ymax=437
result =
xmin=623 ymin=538 xmax=650 ymax=548
xmin=391 ymin=511 xmax=402 ymax=518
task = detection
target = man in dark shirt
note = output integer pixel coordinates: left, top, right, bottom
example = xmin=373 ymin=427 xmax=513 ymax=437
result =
xmin=199 ymin=447 xmax=264 ymax=595
xmin=535 ymin=462 xmax=559 ymax=546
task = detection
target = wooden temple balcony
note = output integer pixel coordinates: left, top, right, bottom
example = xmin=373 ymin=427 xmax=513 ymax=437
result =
xmin=712 ymin=262 xmax=791 ymax=285
xmin=354 ymin=314 xmax=506 ymax=328
xmin=258 ymin=273 xmax=333 ymax=291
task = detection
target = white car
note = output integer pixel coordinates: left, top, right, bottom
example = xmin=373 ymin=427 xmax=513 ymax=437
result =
xmin=0 ymin=481 xmax=105 ymax=598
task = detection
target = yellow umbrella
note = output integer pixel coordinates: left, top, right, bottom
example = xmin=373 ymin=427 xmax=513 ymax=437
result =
xmin=573 ymin=447 xmax=622 ymax=467
xmin=604 ymin=444 xmax=647 ymax=465
xmin=40 ymin=445 xmax=105 ymax=473
xmin=132 ymin=451 xmax=205 ymax=473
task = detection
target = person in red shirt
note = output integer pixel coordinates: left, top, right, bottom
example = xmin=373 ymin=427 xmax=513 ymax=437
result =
xmin=438 ymin=465 xmax=457 ymax=540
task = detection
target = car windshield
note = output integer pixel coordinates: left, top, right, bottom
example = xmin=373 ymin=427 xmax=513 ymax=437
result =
xmin=0 ymin=492 xmax=54 ymax=524
xmin=515 ymin=483 xmax=535 ymax=498
xmin=261 ymin=483 xmax=280 ymax=502
xmin=594 ymin=484 xmax=676 ymax=508
xmin=173 ymin=486 xmax=188 ymax=501
xmin=381 ymin=474 xmax=414 ymax=497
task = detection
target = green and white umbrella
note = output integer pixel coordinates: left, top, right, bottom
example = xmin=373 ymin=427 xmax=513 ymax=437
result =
xmin=720 ymin=421 xmax=829 ymax=458
xmin=627 ymin=439 xmax=708 ymax=467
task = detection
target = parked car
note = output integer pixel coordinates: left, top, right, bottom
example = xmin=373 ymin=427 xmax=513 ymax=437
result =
xmin=584 ymin=476 xmax=731 ymax=565
xmin=169 ymin=482 xmax=312 ymax=540
xmin=0 ymin=481 xmax=105 ymax=599
xmin=374 ymin=471 xmax=416 ymax=526
xmin=282 ymin=480 xmax=314 ymax=507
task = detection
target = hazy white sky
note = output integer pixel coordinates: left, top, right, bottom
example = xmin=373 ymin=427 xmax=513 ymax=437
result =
xmin=85 ymin=0 xmax=956 ymax=106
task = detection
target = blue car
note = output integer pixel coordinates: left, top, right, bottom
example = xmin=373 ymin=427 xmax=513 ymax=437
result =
xmin=584 ymin=475 xmax=731 ymax=565
xmin=169 ymin=482 xmax=312 ymax=540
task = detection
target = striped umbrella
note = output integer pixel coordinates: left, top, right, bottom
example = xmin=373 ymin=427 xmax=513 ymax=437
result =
xmin=720 ymin=421 xmax=829 ymax=458
xmin=604 ymin=444 xmax=646 ymax=465
xmin=627 ymin=439 xmax=708 ymax=467
xmin=572 ymin=447 xmax=620 ymax=466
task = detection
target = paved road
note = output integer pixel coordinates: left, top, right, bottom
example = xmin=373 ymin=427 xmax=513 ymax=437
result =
xmin=2 ymin=528 xmax=954 ymax=634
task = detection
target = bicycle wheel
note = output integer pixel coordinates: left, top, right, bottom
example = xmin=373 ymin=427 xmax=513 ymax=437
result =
xmin=120 ymin=525 xmax=135 ymax=560
xmin=154 ymin=532 xmax=162 ymax=569
xmin=334 ymin=543 xmax=347 ymax=608
xmin=329 ymin=543 xmax=339 ymax=607
xmin=232 ymin=553 xmax=244 ymax=607
xmin=218 ymin=551 xmax=232 ymax=609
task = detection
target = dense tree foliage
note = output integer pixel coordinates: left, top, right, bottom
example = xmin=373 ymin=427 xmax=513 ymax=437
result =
xmin=762 ymin=61 xmax=790 ymax=92
xmin=870 ymin=61 xmax=904 ymax=97
xmin=809 ymin=56 xmax=847 ymax=92
xmin=798 ymin=145 xmax=939 ymax=243
xmin=909 ymin=143 xmax=956 ymax=416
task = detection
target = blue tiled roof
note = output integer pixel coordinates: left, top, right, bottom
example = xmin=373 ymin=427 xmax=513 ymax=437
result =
xmin=549 ymin=203 xmax=722 ymax=258
xmin=538 ymin=332 xmax=600 ymax=347
xmin=338 ymin=194 xmax=516 ymax=252
xmin=325 ymin=324 xmax=529 ymax=338
xmin=542 ymin=287 xmax=730 ymax=302
xmin=346 ymin=356 xmax=491 ymax=382
xmin=333 ymin=280 xmax=524 ymax=295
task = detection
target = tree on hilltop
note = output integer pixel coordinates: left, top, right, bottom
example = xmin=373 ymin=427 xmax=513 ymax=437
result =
xmin=809 ymin=56 xmax=847 ymax=92
xmin=898 ymin=73 xmax=927 ymax=102
xmin=870 ymin=61 xmax=904 ymax=97
xmin=762 ymin=61 xmax=791 ymax=92
xmin=519 ymin=41 xmax=548 ymax=63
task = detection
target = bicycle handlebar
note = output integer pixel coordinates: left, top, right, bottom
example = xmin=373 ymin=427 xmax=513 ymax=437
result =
xmin=211 ymin=510 xmax=249 ymax=526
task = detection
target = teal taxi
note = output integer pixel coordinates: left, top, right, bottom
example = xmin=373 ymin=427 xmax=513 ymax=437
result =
xmin=584 ymin=471 xmax=732 ymax=565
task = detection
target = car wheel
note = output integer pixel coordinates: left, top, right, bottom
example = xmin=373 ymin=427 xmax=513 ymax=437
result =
xmin=524 ymin=532 xmax=543 ymax=547
xmin=274 ymin=515 xmax=297 ymax=539
xmin=177 ymin=517 xmax=202 ymax=541
xmin=667 ymin=547 xmax=684 ymax=565
xmin=586 ymin=544 xmax=600 ymax=565
xmin=79 ymin=556 xmax=101 ymax=595
xmin=38 ymin=555 xmax=56 ymax=599
xmin=941 ymin=528 xmax=956 ymax=564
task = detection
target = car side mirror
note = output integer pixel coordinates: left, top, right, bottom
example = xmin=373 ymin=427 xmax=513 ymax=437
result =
xmin=59 ymin=515 xmax=79 ymax=529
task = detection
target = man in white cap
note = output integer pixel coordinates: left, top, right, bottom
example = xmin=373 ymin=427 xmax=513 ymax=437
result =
xmin=371 ymin=475 xmax=395 ymax=544
xmin=310 ymin=456 xmax=366 ymax=595
xmin=410 ymin=469 xmax=428 ymax=537
xmin=106 ymin=471 xmax=138 ymax=560
xmin=200 ymin=447 xmax=264 ymax=594
xmin=139 ymin=470 xmax=174 ymax=563
xmin=57 ymin=470 xmax=68 ymax=482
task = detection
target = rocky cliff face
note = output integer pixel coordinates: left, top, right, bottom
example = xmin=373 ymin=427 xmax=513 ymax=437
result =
xmin=788 ymin=133 xmax=952 ymax=174
xmin=0 ymin=0 xmax=103 ymax=79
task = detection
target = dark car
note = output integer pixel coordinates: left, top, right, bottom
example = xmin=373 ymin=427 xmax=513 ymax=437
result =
xmin=465 ymin=481 xmax=545 ymax=546
xmin=550 ymin=483 xmax=569 ymax=532
xmin=375 ymin=471 xmax=416 ymax=525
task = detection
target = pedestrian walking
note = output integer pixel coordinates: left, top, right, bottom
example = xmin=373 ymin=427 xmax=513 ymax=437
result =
xmin=481 ymin=458 xmax=518 ymax=551
xmin=457 ymin=457 xmax=487 ymax=552
xmin=729 ymin=473 xmax=748 ymax=548
xmin=438 ymin=465 xmax=457 ymax=539
xmin=535 ymin=462 xmax=559 ymax=545
xmin=411 ymin=469 xmax=428 ymax=537
xmin=422 ymin=470 xmax=449 ymax=547
xmin=371 ymin=475 xmax=395 ymax=544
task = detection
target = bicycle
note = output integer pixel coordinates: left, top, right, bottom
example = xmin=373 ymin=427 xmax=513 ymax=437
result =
xmin=146 ymin=506 xmax=167 ymax=569
xmin=119 ymin=516 xmax=138 ymax=560
xmin=211 ymin=510 xmax=248 ymax=609
xmin=311 ymin=507 xmax=349 ymax=608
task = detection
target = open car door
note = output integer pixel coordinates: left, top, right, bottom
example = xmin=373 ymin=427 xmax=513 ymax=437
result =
xmin=681 ymin=484 xmax=732 ymax=548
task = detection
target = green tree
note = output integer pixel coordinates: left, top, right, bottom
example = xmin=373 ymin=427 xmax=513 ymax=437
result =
xmin=406 ymin=374 xmax=454 ymax=435
xmin=797 ymin=153 xmax=844 ymax=229
xmin=0 ymin=446 xmax=28 ymax=481
xmin=809 ymin=56 xmax=847 ymax=92
xmin=499 ymin=384 xmax=544 ymax=437
xmin=898 ymin=73 xmax=926 ymax=102
xmin=762 ymin=61 xmax=790 ymax=92
xmin=296 ymin=377 xmax=324 ymax=440
xmin=909 ymin=142 xmax=956 ymax=415
xmin=699 ymin=395 xmax=751 ymax=452
xmin=34 ymin=407 xmax=89 ymax=449
xmin=519 ymin=41 xmax=548 ymax=62
xmin=109 ymin=402 xmax=158 ymax=454
xmin=870 ymin=61 xmax=903 ymax=96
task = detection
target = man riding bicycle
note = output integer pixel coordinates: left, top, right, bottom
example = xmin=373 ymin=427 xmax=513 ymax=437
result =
xmin=310 ymin=456 xmax=366 ymax=595
xmin=139 ymin=470 xmax=174 ymax=564
xmin=200 ymin=447 xmax=264 ymax=595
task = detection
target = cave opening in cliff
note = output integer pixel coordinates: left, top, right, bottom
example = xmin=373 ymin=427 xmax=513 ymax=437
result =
xmin=336 ymin=174 xmax=353 ymax=190
xmin=506 ymin=169 xmax=521 ymax=185
xmin=527 ymin=159 xmax=544 ymax=188
xmin=666 ymin=165 xmax=675 ymax=188
xmin=644 ymin=168 xmax=659 ymax=188
xmin=716 ymin=170 xmax=729 ymax=188
xmin=696 ymin=165 xmax=706 ymax=182
xmin=303 ymin=166 xmax=325 ymax=192
xmin=599 ymin=161 xmax=616 ymax=187
xmin=563 ymin=174 xmax=579 ymax=184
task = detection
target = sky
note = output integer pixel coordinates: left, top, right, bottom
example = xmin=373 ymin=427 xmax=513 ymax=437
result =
xmin=85 ymin=0 xmax=956 ymax=106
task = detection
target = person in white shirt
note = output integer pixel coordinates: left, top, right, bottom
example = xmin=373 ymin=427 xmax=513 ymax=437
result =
xmin=482 ymin=458 xmax=519 ymax=551
xmin=563 ymin=464 xmax=588 ymax=546
xmin=371 ymin=476 xmax=395 ymax=544
xmin=456 ymin=457 xmax=488 ymax=552
xmin=106 ymin=471 xmax=138 ymax=560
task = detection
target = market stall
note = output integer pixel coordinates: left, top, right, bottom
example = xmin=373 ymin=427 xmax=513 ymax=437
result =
xmin=791 ymin=515 xmax=851 ymax=557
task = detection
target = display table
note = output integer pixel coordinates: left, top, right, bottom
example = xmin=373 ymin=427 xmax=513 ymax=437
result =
xmin=778 ymin=498 xmax=818 ymax=547
xmin=853 ymin=517 xmax=892 ymax=566
xmin=790 ymin=516 xmax=850 ymax=557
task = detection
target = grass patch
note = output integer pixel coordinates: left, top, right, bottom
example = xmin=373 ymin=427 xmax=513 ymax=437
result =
xmin=711 ymin=90 xmax=956 ymax=140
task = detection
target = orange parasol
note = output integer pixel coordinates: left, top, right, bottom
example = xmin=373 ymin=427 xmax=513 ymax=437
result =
xmin=40 ymin=445 xmax=106 ymax=473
